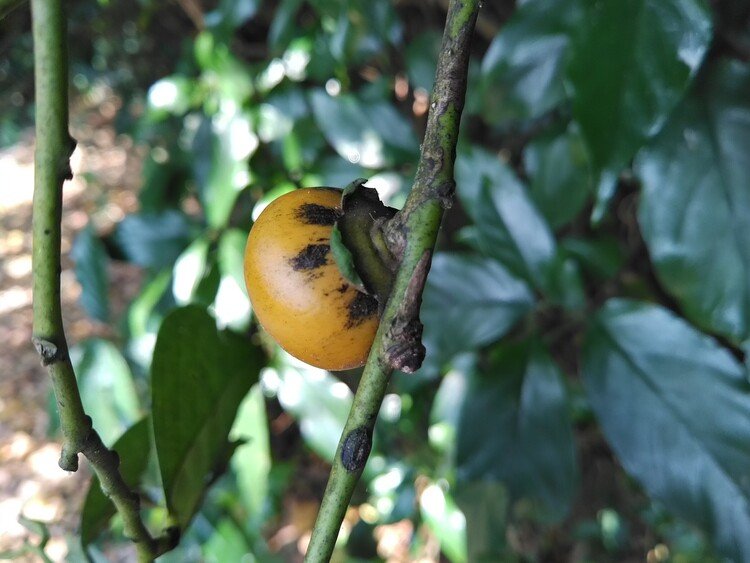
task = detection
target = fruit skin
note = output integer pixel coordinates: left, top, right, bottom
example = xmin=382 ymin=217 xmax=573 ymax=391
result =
xmin=244 ymin=188 xmax=379 ymax=370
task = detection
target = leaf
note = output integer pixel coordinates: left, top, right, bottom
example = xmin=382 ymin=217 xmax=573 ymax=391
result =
xmin=455 ymin=342 xmax=578 ymax=521
xmin=202 ymin=518 xmax=252 ymax=561
xmin=455 ymin=482 xmax=511 ymax=563
xmin=473 ymin=169 xmax=557 ymax=288
xmin=566 ymin=0 xmax=712 ymax=175
xmin=71 ymin=339 xmax=141 ymax=446
xmin=172 ymin=237 xmax=210 ymax=305
xmin=231 ymin=385 xmax=271 ymax=523
xmin=151 ymin=306 xmax=263 ymax=529
xmin=405 ymin=31 xmax=442 ymax=92
xmin=112 ymin=211 xmax=195 ymax=270
xmin=480 ymin=0 xmax=583 ymax=122
xmin=636 ymin=60 xmax=750 ymax=341
xmin=195 ymin=108 xmax=258 ymax=228
xmin=420 ymin=253 xmax=535 ymax=375
xmin=213 ymin=229 xmax=251 ymax=330
xmin=524 ymin=125 xmax=593 ymax=229
xmin=71 ymin=225 xmax=109 ymax=322
xmin=274 ymin=363 xmax=352 ymax=464
xmin=420 ymin=484 xmax=467 ymax=563
xmin=309 ymin=89 xmax=386 ymax=169
xmin=205 ymin=0 xmax=259 ymax=37
xmin=80 ymin=418 xmax=151 ymax=547
xmin=582 ymin=299 xmax=750 ymax=562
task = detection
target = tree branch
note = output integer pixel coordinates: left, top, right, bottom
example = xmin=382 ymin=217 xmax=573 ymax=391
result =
xmin=304 ymin=1 xmax=480 ymax=560
xmin=30 ymin=0 xmax=177 ymax=560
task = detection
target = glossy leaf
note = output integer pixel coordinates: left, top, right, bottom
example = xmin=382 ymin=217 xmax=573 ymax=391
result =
xmin=525 ymin=125 xmax=592 ymax=229
xmin=637 ymin=60 xmax=750 ymax=341
xmin=72 ymin=225 xmax=109 ymax=322
xmin=566 ymin=0 xmax=712 ymax=174
xmin=420 ymin=483 xmax=467 ymax=563
xmin=455 ymin=342 xmax=577 ymax=521
xmin=152 ymin=306 xmax=262 ymax=529
xmin=80 ymin=418 xmax=151 ymax=547
xmin=479 ymin=0 xmax=582 ymax=122
xmin=230 ymin=385 xmax=271 ymax=522
xmin=420 ymin=253 xmax=535 ymax=374
xmin=71 ymin=339 xmax=141 ymax=446
xmin=473 ymin=168 xmax=557 ymax=288
xmin=112 ymin=211 xmax=195 ymax=270
xmin=582 ymin=299 xmax=750 ymax=562
xmin=310 ymin=89 xmax=386 ymax=168
xmin=455 ymin=482 xmax=511 ymax=563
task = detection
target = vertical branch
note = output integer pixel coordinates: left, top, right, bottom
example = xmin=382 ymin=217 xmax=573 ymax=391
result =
xmin=30 ymin=0 xmax=177 ymax=560
xmin=304 ymin=1 xmax=481 ymax=561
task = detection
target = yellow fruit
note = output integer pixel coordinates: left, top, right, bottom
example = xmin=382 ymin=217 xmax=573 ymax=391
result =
xmin=244 ymin=188 xmax=379 ymax=370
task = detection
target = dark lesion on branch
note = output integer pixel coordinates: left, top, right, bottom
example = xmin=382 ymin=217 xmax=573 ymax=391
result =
xmin=383 ymin=250 xmax=431 ymax=373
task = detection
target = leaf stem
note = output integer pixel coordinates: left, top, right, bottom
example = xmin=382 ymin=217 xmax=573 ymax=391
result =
xmin=304 ymin=1 xmax=480 ymax=560
xmin=30 ymin=0 xmax=177 ymax=560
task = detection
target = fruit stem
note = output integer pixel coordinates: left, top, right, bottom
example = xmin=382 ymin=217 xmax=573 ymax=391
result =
xmin=305 ymin=1 xmax=480 ymax=560
xmin=30 ymin=0 xmax=177 ymax=559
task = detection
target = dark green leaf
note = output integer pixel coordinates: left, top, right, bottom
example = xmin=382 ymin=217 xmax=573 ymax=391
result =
xmin=231 ymin=386 xmax=271 ymax=523
xmin=405 ymin=31 xmax=442 ymax=92
xmin=582 ymin=299 xmax=750 ymax=561
xmin=479 ymin=0 xmax=583 ymax=122
xmin=637 ymin=60 xmax=750 ymax=341
xmin=561 ymin=235 xmax=625 ymax=281
xmin=205 ymin=0 xmax=258 ymax=37
xmin=80 ymin=418 xmax=151 ymax=547
xmin=152 ymin=306 xmax=262 ymax=529
xmin=566 ymin=0 xmax=712 ymax=174
xmin=420 ymin=253 xmax=535 ymax=374
xmin=71 ymin=225 xmax=109 ymax=322
xmin=71 ymin=339 xmax=141 ymax=446
xmin=525 ymin=125 xmax=593 ymax=229
xmin=455 ymin=482 xmax=511 ymax=563
xmin=473 ymin=169 xmax=557 ymax=288
xmin=455 ymin=342 xmax=577 ymax=521
xmin=112 ymin=211 xmax=195 ymax=270
xmin=419 ymin=483 xmax=467 ymax=563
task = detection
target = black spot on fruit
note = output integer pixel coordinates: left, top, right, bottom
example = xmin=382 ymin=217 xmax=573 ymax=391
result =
xmin=346 ymin=291 xmax=378 ymax=328
xmin=289 ymin=244 xmax=330 ymax=271
xmin=296 ymin=203 xmax=340 ymax=226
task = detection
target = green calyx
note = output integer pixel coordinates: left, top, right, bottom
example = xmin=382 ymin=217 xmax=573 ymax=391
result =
xmin=330 ymin=178 xmax=398 ymax=308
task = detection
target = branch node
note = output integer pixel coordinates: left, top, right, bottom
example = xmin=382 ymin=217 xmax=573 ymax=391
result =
xmin=384 ymin=250 xmax=431 ymax=373
xmin=31 ymin=336 xmax=65 ymax=365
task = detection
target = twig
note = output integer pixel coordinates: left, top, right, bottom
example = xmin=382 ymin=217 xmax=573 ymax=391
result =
xmin=30 ymin=0 xmax=177 ymax=560
xmin=304 ymin=1 xmax=480 ymax=561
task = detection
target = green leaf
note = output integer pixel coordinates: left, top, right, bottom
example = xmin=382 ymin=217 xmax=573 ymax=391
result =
xmin=195 ymin=108 xmax=257 ymax=228
xmin=214 ymin=229 xmax=251 ymax=330
xmin=151 ymin=306 xmax=263 ymax=529
xmin=473 ymin=169 xmax=557 ymax=288
xmin=329 ymin=224 xmax=365 ymax=289
xmin=80 ymin=418 xmax=151 ymax=547
xmin=479 ymin=0 xmax=582 ymax=122
xmin=230 ymin=385 xmax=270 ymax=523
xmin=524 ymin=125 xmax=593 ymax=229
xmin=455 ymin=342 xmax=577 ymax=521
xmin=455 ymin=482 xmax=511 ymax=563
xmin=566 ymin=0 xmax=712 ymax=175
xmin=636 ymin=60 xmax=750 ymax=341
xmin=202 ymin=518 xmax=252 ymax=562
xmin=420 ymin=483 xmax=467 ymax=563
xmin=582 ymin=299 xmax=750 ymax=562
xmin=112 ymin=211 xmax=195 ymax=270
xmin=274 ymin=363 xmax=352 ymax=464
xmin=172 ymin=237 xmax=210 ymax=305
xmin=71 ymin=225 xmax=109 ymax=322
xmin=71 ymin=339 xmax=141 ymax=446
xmin=420 ymin=254 xmax=535 ymax=374
xmin=405 ymin=31 xmax=442 ymax=92
xmin=561 ymin=235 xmax=625 ymax=281
xmin=205 ymin=0 xmax=259 ymax=37
xmin=309 ymin=89 xmax=387 ymax=169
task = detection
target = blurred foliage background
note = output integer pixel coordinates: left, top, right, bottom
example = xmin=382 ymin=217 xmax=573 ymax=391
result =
xmin=3 ymin=0 xmax=750 ymax=561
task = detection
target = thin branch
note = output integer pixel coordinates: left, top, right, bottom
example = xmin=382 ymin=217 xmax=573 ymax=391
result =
xmin=30 ymin=0 xmax=177 ymax=560
xmin=304 ymin=1 xmax=481 ymax=561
